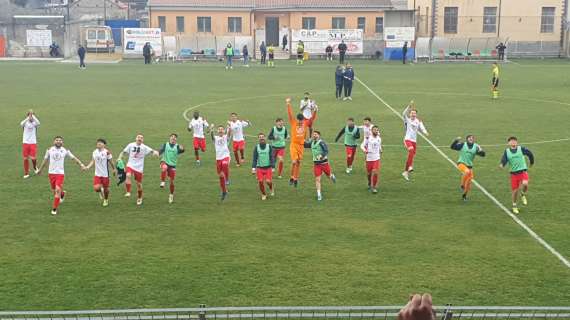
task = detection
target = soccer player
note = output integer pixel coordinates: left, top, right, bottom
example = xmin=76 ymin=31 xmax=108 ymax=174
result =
xmin=287 ymin=97 xmax=314 ymax=187
xmin=334 ymin=117 xmax=361 ymax=174
xmin=450 ymin=135 xmax=486 ymax=201
xmin=360 ymin=125 xmax=382 ymax=193
xmin=118 ymin=134 xmax=159 ymax=206
xmin=304 ymin=131 xmax=336 ymax=201
xmin=296 ymin=40 xmax=304 ymax=65
xmin=500 ymin=136 xmax=535 ymax=214
xmin=268 ymin=118 xmax=288 ymax=178
xmin=159 ymin=133 xmax=185 ymax=204
xmin=36 ymin=136 xmax=86 ymax=215
xmin=85 ymin=138 xmax=116 ymax=207
xmin=359 ymin=117 xmax=375 ymax=139
xmin=267 ymin=45 xmax=275 ymax=68
xmin=299 ymin=92 xmax=318 ymax=135
xmin=21 ymin=110 xmax=40 ymax=178
xmin=402 ymin=101 xmax=429 ymax=181
xmin=491 ymin=62 xmax=500 ymax=99
xmin=188 ymin=111 xmax=209 ymax=165
xmin=211 ymin=125 xmax=232 ymax=201
xmin=251 ymin=133 xmax=275 ymax=200
xmin=227 ymin=113 xmax=251 ymax=166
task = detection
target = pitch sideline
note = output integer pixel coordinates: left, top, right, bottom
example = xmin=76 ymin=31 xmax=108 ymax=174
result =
xmin=355 ymin=76 xmax=570 ymax=269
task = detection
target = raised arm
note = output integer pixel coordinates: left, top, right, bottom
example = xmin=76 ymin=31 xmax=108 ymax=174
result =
xmin=286 ymin=98 xmax=294 ymax=123
xmin=476 ymin=146 xmax=486 ymax=157
xmin=402 ymin=105 xmax=411 ymax=120
xmin=450 ymin=137 xmax=463 ymax=151
xmin=334 ymin=127 xmax=345 ymax=142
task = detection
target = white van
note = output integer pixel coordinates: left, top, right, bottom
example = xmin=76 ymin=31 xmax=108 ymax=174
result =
xmin=81 ymin=26 xmax=115 ymax=52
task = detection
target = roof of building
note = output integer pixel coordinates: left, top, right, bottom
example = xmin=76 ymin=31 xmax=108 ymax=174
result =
xmin=148 ymin=0 xmax=394 ymax=10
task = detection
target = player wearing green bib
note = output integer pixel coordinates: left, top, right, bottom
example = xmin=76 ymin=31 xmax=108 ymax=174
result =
xmin=304 ymin=131 xmax=336 ymax=201
xmin=451 ymin=135 xmax=486 ymax=201
xmin=159 ymin=133 xmax=185 ymax=204
xmin=500 ymin=136 xmax=534 ymax=214
xmin=335 ymin=117 xmax=361 ymax=174
xmin=268 ymin=118 xmax=288 ymax=178
xmin=251 ymin=133 xmax=275 ymax=200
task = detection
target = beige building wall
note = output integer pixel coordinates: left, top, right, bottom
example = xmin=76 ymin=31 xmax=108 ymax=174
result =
xmin=411 ymin=0 xmax=563 ymax=41
xmin=150 ymin=11 xmax=253 ymax=36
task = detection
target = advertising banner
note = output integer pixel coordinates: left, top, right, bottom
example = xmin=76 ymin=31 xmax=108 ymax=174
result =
xmin=26 ymin=30 xmax=52 ymax=47
xmin=123 ymin=28 xmax=162 ymax=57
xmin=292 ymin=29 xmax=363 ymax=54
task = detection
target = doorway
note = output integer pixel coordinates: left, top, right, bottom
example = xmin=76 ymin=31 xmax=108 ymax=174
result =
xmin=265 ymin=17 xmax=279 ymax=47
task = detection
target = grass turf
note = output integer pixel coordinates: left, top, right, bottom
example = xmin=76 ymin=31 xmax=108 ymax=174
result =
xmin=0 ymin=59 xmax=569 ymax=310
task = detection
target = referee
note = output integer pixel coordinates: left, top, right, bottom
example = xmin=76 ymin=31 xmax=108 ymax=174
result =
xmin=491 ymin=62 xmax=500 ymax=99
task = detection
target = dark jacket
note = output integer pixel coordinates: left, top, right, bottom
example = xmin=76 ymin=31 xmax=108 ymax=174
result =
xmin=282 ymin=35 xmax=288 ymax=45
xmin=143 ymin=44 xmax=151 ymax=56
xmin=335 ymin=68 xmax=344 ymax=86
xmin=326 ymin=45 xmax=333 ymax=53
xmin=77 ymin=46 xmax=86 ymax=58
xmin=338 ymin=42 xmax=347 ymax=54
xmin=242 ymin=46 xmax=249 ymax=56
xmin=260 ymin=43 xmax=267 ymax=54
xmin=343 ymin=68 xmax=354 ymax=85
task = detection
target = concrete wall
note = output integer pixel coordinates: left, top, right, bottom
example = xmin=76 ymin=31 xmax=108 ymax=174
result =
xmin=412 ymin=0 xmax=564 ymax=41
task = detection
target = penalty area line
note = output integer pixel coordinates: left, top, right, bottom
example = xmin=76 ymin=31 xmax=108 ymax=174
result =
xmin=355 ymin=76 xmax=570 ymax=269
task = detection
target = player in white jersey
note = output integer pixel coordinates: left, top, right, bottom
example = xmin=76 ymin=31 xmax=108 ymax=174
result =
xmin=227 ymin=112 xmax=251 ymax=166
xmin=187 ymin=111 xmax=209 ymax=165
xmin=358 ymin=117 xmax=375 ymax=140
xmin=85 ymin=139 xmax=116 ymax=207
xmin=402 ymin=101 xmax=429 ymax=181
xmin=118 ymin=134 xmax=159 ymax=205
xmin=211 ymin=125 xmax=232 ymax=201
xmin=299 ymin=92 xmax=318 ymax=135
xmin=36 ymin=136 xmax=86 ymax=215
xmin=360 ymin=126 xmax=382 ymax=194
xmin=20 ymin=110 xmax=40 ymax=178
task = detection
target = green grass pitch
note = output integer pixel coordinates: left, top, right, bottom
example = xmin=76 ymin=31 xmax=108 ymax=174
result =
xmin=0 ymin=59 xmax=569 ymax=310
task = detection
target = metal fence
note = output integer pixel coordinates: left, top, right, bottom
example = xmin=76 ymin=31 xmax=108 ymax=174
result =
xmin=1 ymin=306 xmax=570 ymax=320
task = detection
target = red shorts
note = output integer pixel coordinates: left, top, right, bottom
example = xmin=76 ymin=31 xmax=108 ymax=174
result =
xmin=216 ymin=157 xmax=230 ymax=174
xmin=313 ymin=162 xmax=331 ymax=177
xmin=404 ymin=140 xmax=417 ymax=152
xmin=48 ymin=174 xmax=65 ymax=190
xmin=193 ymin=137 xmax=206 ymax=152
xmin=273 ymin=147 xmax=285 ymax=158
xmin=22 ymin=143 xmax=37 ymax=158
xmin=366 ymin=160 xmax=381 ymax=173
xmin=256 ymin=168 xmax=273 ymax=182
xmin=303 ymin=118 xmax=314 ymax=128
xmin=510 ymin=171 xmax=529 ymax=190
xmin=93 ymin=176 xmax=110 ymax=188
xmin=345 ymin=146 xmax=357 ymax=157
xmin=126 ymin=166 xmax=143 ymax=183
xmin=160 ymin=162 xmax=176 ymax=180
xmin=233 ymin=140 xmax=245 ymax=152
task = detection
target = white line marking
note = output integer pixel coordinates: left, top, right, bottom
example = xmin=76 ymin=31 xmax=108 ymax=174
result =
xmin=355 ymin=76 xmax=570 ymax=269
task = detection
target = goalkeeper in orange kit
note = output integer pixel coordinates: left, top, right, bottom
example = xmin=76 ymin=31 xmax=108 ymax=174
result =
xmin=286 ymin=97 xmax=316 ymax=187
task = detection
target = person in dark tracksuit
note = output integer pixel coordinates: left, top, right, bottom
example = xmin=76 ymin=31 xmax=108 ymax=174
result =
xmin=338 ymin=40 xmax=347 ymax=64
xmin=343 ymin=64 xmax=354 ymax=101
xmin=143 ymin=42 xmax=152 ymax=64
xmin=335 ymin=65 xmax=344 ymax=99
xmin=260 ymin=41 xmax=267 ymax=64
xmin=402 ymin=41 xmax=408 ymax=64
xmin=77 ymin=45 xmax=86 ymax=69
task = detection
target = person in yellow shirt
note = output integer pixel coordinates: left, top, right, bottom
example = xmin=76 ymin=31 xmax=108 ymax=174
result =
xmin=491 ymin=62 xmax=500 ymax=99
xmin=286 ymin=97 xmax=316 ymax=187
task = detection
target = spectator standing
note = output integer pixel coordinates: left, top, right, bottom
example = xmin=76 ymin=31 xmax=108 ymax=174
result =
xmin=143 ymin=42 xmax=152 ymax=64
xmin=343 ymin=64 xmax=354 ymax=101
xmin=77 ymin=45 xmax=86 ymax=69
xmin=242 ymin=45 xmax=249 ymax=67
xmin=325 ymin=44 xmax=333 ymax=61
xmin=338 ymin=40 xmax=348 ymax=64
xmin=402 ymin=41 xmax=408 ymax=64
xmin=335 ymin=65 xmax=345 ymax=99
xmin=225 ymin=43 xmax=234 ymax=70
xmin=260 ymin=41 xmax=267 ymax=64
xmin=496 ymin=42 xmax=506 ymax=61
xmin=282 ymin=34 xmax=288 ymax=51
xmin=49 ymin=42 xmax=60 ymax=57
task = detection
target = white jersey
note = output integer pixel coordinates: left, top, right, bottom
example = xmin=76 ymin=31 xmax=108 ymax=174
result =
xmin=123 ymin=142 xmax=153 ymax=173
xmin=404 ymin=116 xmax=427 ymax=142
xmin=228 ymin=120 xmax=249 ymax=142
xmin=21 ymin=116 xmax=40 ymax=144
xmin=361 ymin=135 xmax=382 ymax=161
xmin=189 ymin=117 xmax=209 ymax=138
xmin=214 ymin=135 xmax=230 ymax=160
xmin=300 ymin=99 xmax=317 ymax=120
xmin=359 ymin=124 xmax=375 ymax=139
xmin=44 ymin=146 xmax=75 ymax=175
xmin=92 ymin=148 xmax=113 ymax=178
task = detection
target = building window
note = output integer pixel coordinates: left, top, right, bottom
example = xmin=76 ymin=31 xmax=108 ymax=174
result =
xmin=228 ymin=17 xmax=242 ymax=33
xmin=540 ymin=7 xmax=555 ymax=33
xmin=302 ymin=17 xmax=316 ymax=29
xmin=332 ymin=17 xmax=345 ymax=29
xmin=443 ymin=7 xmax=458 ymax=33
xmin=197 ymin=16 xmax=211 ymax=32
xmin=357 ymin=17 xmax=366 ymax=31
xmin=482 ymin=7 xmax=497 ymax=33
xmin=375 ymin=17 xmax=383 ymax=33
xmin=176 ymin=16 xmax=185 ymax=33
xmin=158 ymin=16 xmax=166 ymax=32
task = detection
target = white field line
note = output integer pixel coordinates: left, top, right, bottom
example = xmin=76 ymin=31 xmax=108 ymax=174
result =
xmin=355 ymin=76 xmax=570 ymax=269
